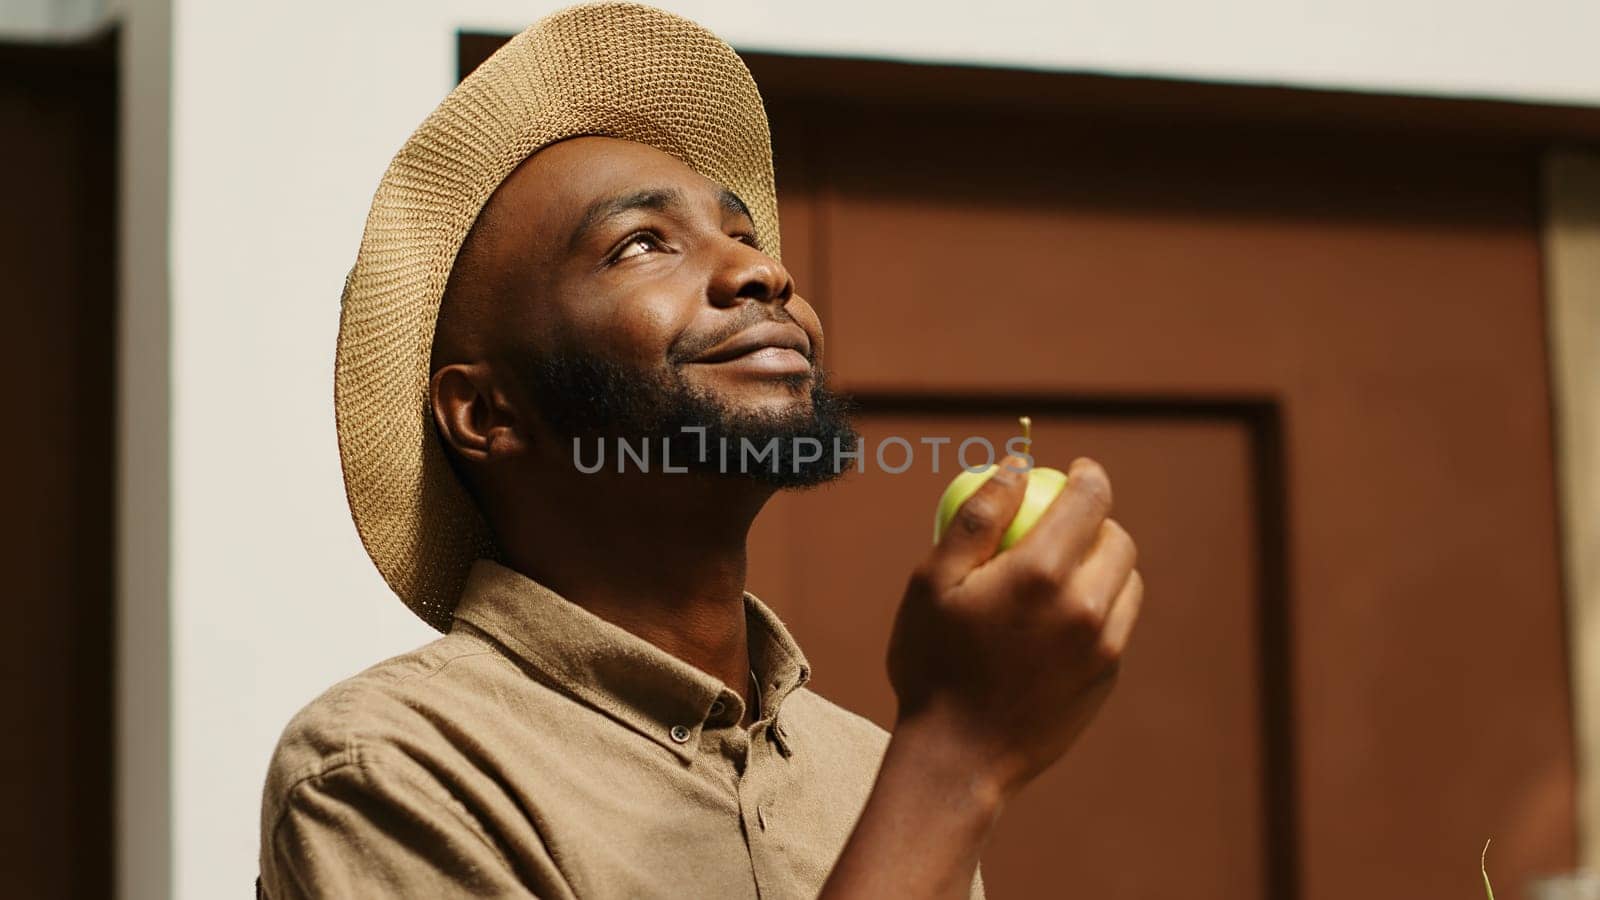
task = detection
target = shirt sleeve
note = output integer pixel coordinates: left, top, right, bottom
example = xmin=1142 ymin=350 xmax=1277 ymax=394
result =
xmin=260 ymin=743 xmax=540 ymax=900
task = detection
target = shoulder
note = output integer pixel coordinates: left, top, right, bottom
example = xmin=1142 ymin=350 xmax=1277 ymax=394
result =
xmin=260 ymin=631 xmax=512 ymax=819
xmin=257 ymin=634 xmax=539 ymax=895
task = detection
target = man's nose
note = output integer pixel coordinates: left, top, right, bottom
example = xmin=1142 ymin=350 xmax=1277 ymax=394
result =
xmin=708 ymin=240 xmax=793 ymax=309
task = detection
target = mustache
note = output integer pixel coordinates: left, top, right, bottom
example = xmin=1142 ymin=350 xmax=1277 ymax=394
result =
xmin=668 ymin=307 xmax=813 ymax=366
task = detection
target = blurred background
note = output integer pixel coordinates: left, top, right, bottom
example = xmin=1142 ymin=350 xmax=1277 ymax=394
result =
xmin=5 ymin=0 xmax=1599 ymax=898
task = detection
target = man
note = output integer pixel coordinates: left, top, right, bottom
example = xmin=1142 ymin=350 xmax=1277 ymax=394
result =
xmin=259 ymin=3 xmax=1143 ymax=898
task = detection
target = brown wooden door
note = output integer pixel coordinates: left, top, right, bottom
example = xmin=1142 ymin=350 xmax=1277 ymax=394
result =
xmin=745 ymin=62 xmax=1577 ymax=899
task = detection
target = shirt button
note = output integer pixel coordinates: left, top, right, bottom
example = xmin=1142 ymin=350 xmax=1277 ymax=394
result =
xmin=710 ymin=700 xmax=726 ymax=717
xmin=670 ymin=725 xmax=692 ymax=743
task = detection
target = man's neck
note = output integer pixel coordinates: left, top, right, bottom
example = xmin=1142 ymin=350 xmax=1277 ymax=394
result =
xmin=494 ymin=469 xmax=775 ymax=724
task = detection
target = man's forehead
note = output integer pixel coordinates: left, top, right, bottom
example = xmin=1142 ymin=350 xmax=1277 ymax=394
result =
xmin=488 ymin=135 xmax=749 ymax=243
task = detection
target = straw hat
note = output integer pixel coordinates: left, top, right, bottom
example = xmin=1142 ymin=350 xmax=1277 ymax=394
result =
xmin=334 ymin=1 xmax=782 ymax=631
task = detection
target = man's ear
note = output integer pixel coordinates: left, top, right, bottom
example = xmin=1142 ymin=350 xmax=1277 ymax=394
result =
xmin=429 ymin=362 xmax=528 ymax=465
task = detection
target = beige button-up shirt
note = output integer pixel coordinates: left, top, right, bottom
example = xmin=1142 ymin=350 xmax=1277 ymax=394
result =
xmin=259 ymin=560 xmax=986 ymax=899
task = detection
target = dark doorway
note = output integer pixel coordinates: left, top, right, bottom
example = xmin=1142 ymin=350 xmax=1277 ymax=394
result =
xmin=0 ymin=29 xmax=119 ymax=900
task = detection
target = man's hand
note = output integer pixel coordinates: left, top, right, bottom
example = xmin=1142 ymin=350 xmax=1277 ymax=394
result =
xmin=889 ymin=454 xmax=1144 ymax=798
xmin=819 ymin=455 xmax=1143 ymax=900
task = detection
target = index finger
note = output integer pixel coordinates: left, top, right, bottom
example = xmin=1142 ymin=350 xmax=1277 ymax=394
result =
xmin=1006 ymin=456 xmax=1115 ymax=576
xmin=924 ymin=455 xmax=1032 ymax=588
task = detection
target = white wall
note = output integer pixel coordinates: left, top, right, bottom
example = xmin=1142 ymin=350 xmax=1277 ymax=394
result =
xmin=132 ymin=1 xmax=1600 ymax=898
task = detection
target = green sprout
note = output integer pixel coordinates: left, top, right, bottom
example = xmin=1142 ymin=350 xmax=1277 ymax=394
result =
xmin=1482 ymin=839 xmax=1495 ymax=900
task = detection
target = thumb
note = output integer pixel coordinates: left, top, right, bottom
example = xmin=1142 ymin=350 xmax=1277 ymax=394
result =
xmin=926 ymin=456 xmax=1031 ymax=588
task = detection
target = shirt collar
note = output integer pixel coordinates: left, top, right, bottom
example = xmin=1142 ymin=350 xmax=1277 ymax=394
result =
xmin=449 ymin=559 xmax=811 ymax=762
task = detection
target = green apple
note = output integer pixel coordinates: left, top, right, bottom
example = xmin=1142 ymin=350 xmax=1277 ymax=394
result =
xmin=933 ymin=417 xmax=1068 ymax=550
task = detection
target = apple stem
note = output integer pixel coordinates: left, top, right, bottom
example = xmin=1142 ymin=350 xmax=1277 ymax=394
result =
xmin=1019 ymin=415 xmax=1032 ymax=456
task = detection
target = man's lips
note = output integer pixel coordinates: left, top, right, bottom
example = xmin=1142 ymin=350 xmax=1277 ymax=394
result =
xmin=691 ymin=321 xmax=813 ymax=366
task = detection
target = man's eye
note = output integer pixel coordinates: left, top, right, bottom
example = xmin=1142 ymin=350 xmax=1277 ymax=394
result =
xmin=611 ymin=232 xmax=663 ymax=263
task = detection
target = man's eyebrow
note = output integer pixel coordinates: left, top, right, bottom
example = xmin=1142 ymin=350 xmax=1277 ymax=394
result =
xmin=568 ymin=187 xmax=683 ymax=253
xmin=567 ymin=185 xmax=756 ymax=253
xmin=717 ymin=187 xmax=753 ymax=225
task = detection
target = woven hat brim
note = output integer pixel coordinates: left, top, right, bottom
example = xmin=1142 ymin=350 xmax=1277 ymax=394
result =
xmin=334 ymin=1 xmax=782 ymax=631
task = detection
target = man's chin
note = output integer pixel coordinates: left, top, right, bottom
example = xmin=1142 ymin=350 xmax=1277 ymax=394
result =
xmin=651 ymin=386 xmax=858 ymax=489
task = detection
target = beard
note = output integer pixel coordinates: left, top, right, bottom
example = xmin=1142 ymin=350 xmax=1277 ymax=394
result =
xmin=511 ymin=346 xmax=859 ymax=489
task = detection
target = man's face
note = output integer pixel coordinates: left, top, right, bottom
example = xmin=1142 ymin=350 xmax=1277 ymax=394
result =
xmin=443 ymin=135 xmax=855 ymax=487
